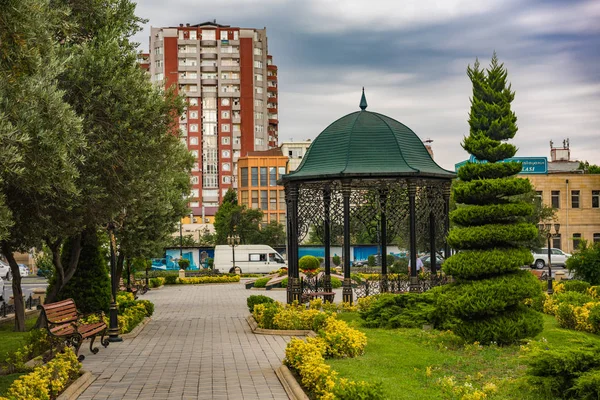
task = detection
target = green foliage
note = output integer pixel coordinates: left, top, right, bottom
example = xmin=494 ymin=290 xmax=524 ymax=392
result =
xmin=386 ymin=254 xmax=395 ymax=266
xmin=437 ymin=271 xmax=542 ymax=318
xmin=453 ymin=177 xmax=532 ymax=205
xmin=164 ymin=275 xmax=178 ymax=285
xmin=254 ymin=302 xmax=280 ymax=329
xmin=33 ymin=247 xmax=55 ymax=280
xmin=247 ymin=295 xmax=275 ymax=313
xmin=443 ymin=248 xmax=532 ymax=279
xmin=149 ymin=277 xmax=163 ymax=288
xmin=280 ymin=277 xmax=288 ymax=287
xmin=359 ymin=293 xmax=439 ymax=329
xmin=458 ymin=161 xmax=523 ymax=181
xmin=332 ymin=379 xmax=384 ymax=400
xmin=333 ymin=255 xmax=341 ymax=266
xmin=447 ymin=222 xmax=538 ymax=249
xmin=331 ymin=277 xmax=342 ymax=289
xmin=566 ymin=241 xmax=600 ymax=284
xmin=390 ymin=259 xmax=408 ymax=274
xmin=451 ymin=203 xmax=533 ymax=226
xmin=562 ymin=280 xmax=591 ymax=293
xmin=524 ymin=341 xmax=600 ymax=399
xmin=214 ymin=189 xmax=267 ymax=245
xmin=52 ymin=229 xmax=111 ymax=313
xmin=578 ymin=161 xmax=600 ymax=174
xmin=299 ymin=255 xmax=320 ymax=271
xmin=253 ymin=277 xmax=271 ymax=288
xmin=367 ymin=255 xmax=376 ymax=267
xmin=178 ymin=258 xmax=190 ymax=270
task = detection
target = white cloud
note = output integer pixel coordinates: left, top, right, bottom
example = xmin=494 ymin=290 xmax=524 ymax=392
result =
xmin=514 ymin=0 xmax=600 ymax=34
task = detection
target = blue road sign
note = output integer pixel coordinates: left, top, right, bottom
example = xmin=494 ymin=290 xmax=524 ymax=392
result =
xmin=456 ymin=156 xmax=548 ymax=174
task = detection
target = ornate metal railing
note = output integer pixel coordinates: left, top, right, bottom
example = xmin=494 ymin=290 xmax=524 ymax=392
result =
xmin=354 ymin=274 xmax=451 ymax=298
xmin=0 ymin=294 xmax=41 ymax=319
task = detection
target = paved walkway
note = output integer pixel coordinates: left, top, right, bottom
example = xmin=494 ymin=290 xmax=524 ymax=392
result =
xmin=77 ymin=284 xmax=300 ymax=400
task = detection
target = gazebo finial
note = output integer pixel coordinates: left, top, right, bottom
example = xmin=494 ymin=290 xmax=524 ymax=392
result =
xmin=359 ymin=87 xmax=368 ymax=110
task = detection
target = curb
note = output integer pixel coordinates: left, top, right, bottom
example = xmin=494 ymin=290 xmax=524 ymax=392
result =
xmin=245 ymin=315 xmax=316 ymax=337
xmin=57 ymin=369 xmax=94 ymax=400
xmin=276 ymin=365 xmax=310 ymax=400
xmin=121 ymin=317 xmax=151 ymax=340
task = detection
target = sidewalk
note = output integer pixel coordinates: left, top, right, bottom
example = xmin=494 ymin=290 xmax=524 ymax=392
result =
xmin=77 ymin=284 xmax=293 ymax=400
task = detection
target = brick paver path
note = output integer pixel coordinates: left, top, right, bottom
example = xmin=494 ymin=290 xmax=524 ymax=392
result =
xmin=77 ymin=284 xmax=300 ymax=400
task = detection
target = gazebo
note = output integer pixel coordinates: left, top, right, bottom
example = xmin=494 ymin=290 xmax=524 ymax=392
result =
xmin=280 ymin=90 xmax=456 ymax=304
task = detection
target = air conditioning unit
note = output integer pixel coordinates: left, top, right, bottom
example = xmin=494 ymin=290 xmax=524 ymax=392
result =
xmin=193 ymin=217 xmax=198 ymax=223
xmin=204 ymin=218 xmax=210 ymax=223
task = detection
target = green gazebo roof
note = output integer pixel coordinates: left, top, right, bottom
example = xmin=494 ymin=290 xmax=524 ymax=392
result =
xmin=281 ymin=91 xmax=456 ymax=183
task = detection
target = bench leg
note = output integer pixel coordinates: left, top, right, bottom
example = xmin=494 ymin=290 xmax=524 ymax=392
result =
xmin=89 ymin=335 xmax=99 ymax=355
xmin=100 ymin=328 xmax=110 ymax=348
xmin=67 ymin=333 xmax=85 ymax=362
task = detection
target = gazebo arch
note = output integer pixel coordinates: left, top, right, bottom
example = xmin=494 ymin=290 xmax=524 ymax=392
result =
xmin=280 ymin=90 xmax=456 ymax=304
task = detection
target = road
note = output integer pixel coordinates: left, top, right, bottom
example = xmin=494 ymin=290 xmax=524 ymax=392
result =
xmin=2 ymin=276 xmax=48 ymax=301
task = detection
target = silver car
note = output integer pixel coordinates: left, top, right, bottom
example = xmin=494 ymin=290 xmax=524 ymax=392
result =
xmin=0 ymin=276 xmax=4 ymax=301
xmin=0 ymin=260 xmax=10 ymax=280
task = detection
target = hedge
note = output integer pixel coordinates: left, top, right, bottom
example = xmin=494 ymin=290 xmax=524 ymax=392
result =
xmin=447 ymin=222 xmax=538 ymax=249
xmin=253 ymin=277 xmax=270 ymax=288
xmin=453 ymin=177 xmax=532 ymax=205
xmin=176 ymin=275 xmax=240 ymax=284
xmin=450 ymin=203 xmax=534 ymax=226
xmin=443 ymin=248 xmax=533 ymax=279
xmin=457 ymin=161 xmax=523 ymax=181
xmin=461 ymin=136 xmax=516 ymax=162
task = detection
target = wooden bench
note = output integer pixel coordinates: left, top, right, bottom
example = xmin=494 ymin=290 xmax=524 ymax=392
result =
xmin=40 ymin=298 xmax=109 ymax=361
xmin=301 ymin=292 xmax=336 ymax=303
xmin=119 ymin=275 xmax=148 ymax=298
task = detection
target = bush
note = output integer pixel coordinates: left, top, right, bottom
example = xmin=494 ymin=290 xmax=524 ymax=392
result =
xmin=452 ymin=177 xmax=532 ymax=205
xmin=442 ymin=248 xmax=532 ymax=279
xmin=253 ymin=277 xmax=270 ymax=288
xmin=367 ymin=255 xmax=376 ymax=267
xmin=177 ymin=275 xmax=240 ymax=284
xmin=330 ymin=276 xmax=342 ymax=289
xmin=149 ymin=277 xmax=164 ymax=288
xmin=280 ymin=277 xmax=288 ymax=288
xmin=563 ymin=280 xmax=591 ymax=293
xmin=360 ymin=293 xmax=438 ymax=329
xmin=252 ymin=302 xmax=282 ymax=329
xmin=247 ymin=295 xmax=274 ymax=312
xmin=333 ymin=378 xmax=384 ymax=400
xmin=567 ymin=242 xmax=600 ymax=284
xmin=457 ymin=161 xmax=523 ymax=181
xmin=451 ymin=203 xmax=534 ymax=226
xmin=319 ymin=315 xmax=367 ymax=358
xmin=317 ymin=257 xmax=324 ymax=265
xmin=164 ymin=275 xmax=178 ymax=285
xmin=386 ymin=254 xmax=395 ymax=267
xmin=332 ymin=255 xmax=341 ymax=266
xmin=447 ymin=222 xmax=538 ymax=250
xmin=178 ymin=258 xmax=190 ymax=270
xmin=5 ymin=348 xmax=81 ymax=400
xmin=299 ymin=255 xmax=320 ymax=272
xmin=390 ymin=259 xmax=408 ymax=274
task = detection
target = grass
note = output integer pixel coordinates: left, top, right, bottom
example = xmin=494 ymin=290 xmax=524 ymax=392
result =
xmin=0 ymin=316 xmax=38 ymax=357
xmin=326 ymin=313 xmax=600 ymax=399
xmin=0 ymin=373 xmax=23 ymax=396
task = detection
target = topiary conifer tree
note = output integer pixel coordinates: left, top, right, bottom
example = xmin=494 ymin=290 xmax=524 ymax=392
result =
xmin=440 ymin=53 xmax=543 ymax=344
xmin=54 ymin=229 xmax=112 ymax=314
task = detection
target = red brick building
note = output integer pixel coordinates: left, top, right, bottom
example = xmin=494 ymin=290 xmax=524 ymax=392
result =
xmin=149 ymin=21 xmax=278 ymax=221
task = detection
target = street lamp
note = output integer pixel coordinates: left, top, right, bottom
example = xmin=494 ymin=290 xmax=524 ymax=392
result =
xmin=537 ymin=221 xmax=561 ymax=295
xmin=227 ymin=233 xmax=240 ymax=273
xmin=107 ymin=222 xmax=122 ymax=342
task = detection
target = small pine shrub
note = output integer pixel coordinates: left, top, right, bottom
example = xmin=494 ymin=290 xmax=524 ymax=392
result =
xmin=562 ymin=280 xmax=591 ymax=293
xmin=330 ymin=277 xmax=342 ymax=289
xmin=367 ymin=255 xmax=376 ymax=267
xmin=332 ymin=255 xmax=341 ymax=266
xmin=386 ymin=254 xmax=395 ymax=267
xmin=247 ymin=295 xmax=274 ymax=312
xmin=280 ymin=277 xmax=288 ymax=288
xmin=149 ymin=277 xmax=164 ymax=288
xmin=253 ymin=277 xmax=271 ymax=288
xmin=299 ymin=255 xmax=320 ymax=272
xmin=164 ymin=275 xmax=178 ymax=285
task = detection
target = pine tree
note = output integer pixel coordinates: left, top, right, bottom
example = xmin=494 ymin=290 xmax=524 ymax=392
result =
xmin=440 ymin=53 xmax=543 ymax=344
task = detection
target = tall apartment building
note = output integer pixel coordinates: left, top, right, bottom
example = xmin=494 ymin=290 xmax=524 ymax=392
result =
xmin=149 ymin=21 xmax=279 ymax=221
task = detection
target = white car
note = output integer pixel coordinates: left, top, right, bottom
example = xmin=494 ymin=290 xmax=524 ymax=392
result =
xmin=0 ymin=260 xmax=10 ymax=280
xmin=531 ymin=248 xmax=571 ymax=269
xmin=0 ymin=276 xmax=4 ymax=301
xmin=18 ymin=264 xmax=29 ymax=277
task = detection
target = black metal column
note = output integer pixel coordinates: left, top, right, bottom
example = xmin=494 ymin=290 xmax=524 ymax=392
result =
xmin=408 ymin=181 xmax=419 ymax=292
xmin=285 ymin=184 xmax=301 ymax=303
xmin=108 ymin=224 xmax=122 ymax=342
xmin=379 ymin=189 xmax=388 ymax=292
xmin=323 ymin=186 xmax=333 ymax=301
xmin=443 ymin=183 xmax=451 ymax=260
xmin=342 ymin=180 xmax=353 ymax=303
xmin=429 ymin=210 xmax=437 ymax=275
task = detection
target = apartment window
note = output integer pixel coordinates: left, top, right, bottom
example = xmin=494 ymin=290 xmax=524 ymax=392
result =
xmin=255 ymin=125 xmax=264 ymax=133
xmin=260 ymin=190 xmax=268 ymax=209
xmin=203 ymin=110 xmax=217 ymax=122
xmin=551 ymin=191 xmax=560 ymax=208
xmin=233 ymin=31 xmax=239 ymax=40
xmin=241 ymin=168 xmax=248 ymax=187
xmin=255 ymin=112 xmax=263 ymax=120
xmin=255 ymin=87 xmax=263 ymax=94
xmin=189 ymin=111 xmax=198 ymax=119
xmin=221 ymin=98 xmax=230 ymax=106
xmin=552 ymin=234 xmax=562 ymax=250
xmin=191 ymin=176 xmax=199 ymax=185
xmin=189 ymin=201 xmax=199 ymax=208
xmin=255 ymin=138 xmax=264 ymax=146
xmin=594 ymin=233 xmax=600 ymax=244
xmin=573 ymin=233 xmax=582 ymax=250
xmin=593 ymin=190 xmax=600 ymax=208
xmin=222 ymin=175 xmax=231 ymax=184
xmin=221 ymin=150 xmax=230 ymax=158
xmin=220 ymin=31 xmax=228 ymax=40
xmin=222 ymin=163 xmax=231 ymax=172
xmin=202 ymin=98 xmax=216 ymax=109
xmin=189 ymin=31 xmax=197 ymax=40
xmin=251 ymin=167 xmax=258 ymax=187
xmin=189 ymin=124 xmax=198 ymax=132
xmin=221 ymin=124 xmax=230 ymax=132
xmin=240 ymin=190 xmax=248 ymax=206
xmin=254 ymin=48 xmax=263 ymax=56
xmin=221 ymin=111 xmax=230 ymax=119
xmin=571 ymin=190 xmax=580 ymax=208
xmin=254 ymin=61 xmax=263 ymax=68
xmin=202 ymin=30 xmax=215 ymax=40
xmin=189 ymin=137 xmax=198 ymax=145
xmin=269 ymin=167 xmax=276 ymax=187
xmin=189 ymin=98 xmax=198 ymax=106
xmin=255 ymin=74 xmax=263 ymax=82
xmin=191 ymin=189 xmax=199 ymax=198
xmin=190 ymin=150 xmax=198 ymax=158
xmin=251 ymin=190 xmax=258 ymax=209
xmin=221 ymin=136 xmax=230 ymax=145
xmin=269 ymin=191 xmax=277 ymax=210
xmin=259 ymin=167 xmax=267 ymax=186
xmin=278 ymin=167 xmax=286 ymax=178
xmin=279 ymin=190 xmax=286 ymax=210
xmin=154 ymin=59 xmax=163 ymax=69
xmin=192 ymin=162 xmax=199 ymax=171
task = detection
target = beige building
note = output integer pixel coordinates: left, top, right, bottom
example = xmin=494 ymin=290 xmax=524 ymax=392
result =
xmin=525 ymin=143 xmax=600 ymax=253
xmin=280 ymin=140 xmax=312 ymax=171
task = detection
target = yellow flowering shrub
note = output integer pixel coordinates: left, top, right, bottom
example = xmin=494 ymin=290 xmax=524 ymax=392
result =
xmin=319 ymin=316 xmax=367 ymax=358
xmin=553 ymin=283 xmax=565 ymax=294
xmin=6 ymin=348 xmax=81 ymax=400
xmin=177 ymin=275 xmax=240 ymax=284
xmin=273 ymin=308 xmax=324 ymax=330
xmin=438 ymin=375 xmax=497 ymax=400
xmin=587 ymin=286 xmax=600 ymax=299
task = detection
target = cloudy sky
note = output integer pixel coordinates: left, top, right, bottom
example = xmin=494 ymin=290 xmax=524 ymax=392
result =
xmin=133 ymin=0 xmax=600 ymax=170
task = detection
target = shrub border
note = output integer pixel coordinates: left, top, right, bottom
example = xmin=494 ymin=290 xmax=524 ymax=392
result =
xmin=246 ymin=314 xmax=316 ymax=337
xmin=121 ymin=316 xmax=152 ymax=340
xmin=56 ymin=369 xmax=94 ymax=400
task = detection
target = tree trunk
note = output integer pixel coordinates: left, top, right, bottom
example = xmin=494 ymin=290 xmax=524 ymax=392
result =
xmin=1 ymin=243 xmax=25 ymax=332
xmin=44 ymin=232 xmax=84 ymax=305
xmin=116 ymin=251 xmax=125 ymax=286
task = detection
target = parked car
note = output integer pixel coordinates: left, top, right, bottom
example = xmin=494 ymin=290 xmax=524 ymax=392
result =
xmin=531 ymin=248 xmax=571 ymax=269
xmin=18 ymin=264 xmax=29 ymax=277
xmin=420 ymin=254 xmax=445 ymax=267
xmin=0 ymin=276 xmax=4 ymax=301
xmin=0 ymin=260 xmax=10 ymax=280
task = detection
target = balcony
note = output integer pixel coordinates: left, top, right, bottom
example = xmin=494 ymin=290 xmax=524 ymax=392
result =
xmin=220 ymin=64 xmax=240 ymax=72
xmin=268 ymin=107 xmax=277 ymax=113
xmin=267 ymin=75 xmax=277 ymax=81
xmin=220 ymin=51 xmax=240 ymax=59
xmin=269 ymin=119 xmax=278 ymax=125
xmin=200 ymin=52 xmax=217 ymax=60
xmin=232 ymin=103 xmax=241 ymax=111
xmin=267 ymin=86 xmax=277 ymax=92
xmin=201 ymin=78 xmax=217 ymax=85
xmin=200 ymin=40 xmax=217 ymax=46
xmin=232 ymin=116 xmax=241 ymax=123
xmin=178 ymin=65 xmax=198 ymax=71
xmin=201 ymin=65 xmax=217 ymax=73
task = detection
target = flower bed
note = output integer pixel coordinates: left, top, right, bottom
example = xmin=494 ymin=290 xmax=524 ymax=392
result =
xmin=81 ymin=292 xmax=154 ymax=334
xmin=175 ymin=275 xmax=240 ymax=285
xmin=0 ymin=348 xmax=80 ymax=400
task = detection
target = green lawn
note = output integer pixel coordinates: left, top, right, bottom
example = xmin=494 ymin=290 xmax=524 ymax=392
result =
xmin=0 ymin=316 xmax=40 ymax=395
xmin=327 ymin=313 xmax=599 ymax=399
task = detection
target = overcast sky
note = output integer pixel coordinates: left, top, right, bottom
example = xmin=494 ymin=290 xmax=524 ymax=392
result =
xmin=133 ymin=0 xmax=600 ymax=170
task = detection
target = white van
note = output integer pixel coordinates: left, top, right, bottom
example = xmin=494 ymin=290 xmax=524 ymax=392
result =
xmin=213 ymin=245 xmax=286 ymax=274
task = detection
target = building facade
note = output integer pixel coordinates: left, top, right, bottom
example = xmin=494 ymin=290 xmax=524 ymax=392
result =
xmin=237 ymin=149 xmax=287 ymax=226
xmin=148 ymin=21 xmax=278 ymax=220
xmin=280 ymin=140 xmax=312 ymax=171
